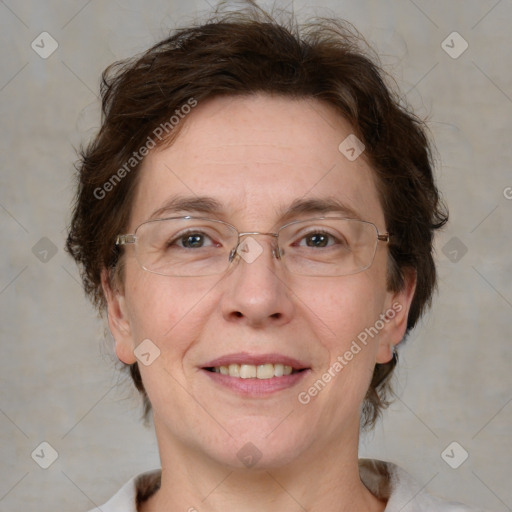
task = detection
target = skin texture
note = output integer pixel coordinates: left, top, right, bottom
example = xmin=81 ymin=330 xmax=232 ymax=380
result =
xmin=102 ymin=94 xmax=416 ymax=512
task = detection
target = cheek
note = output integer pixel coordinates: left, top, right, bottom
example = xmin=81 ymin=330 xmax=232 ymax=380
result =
xmin=297 ymin=271 xmax=387 ymax=345
xmin=295 ymin=270 xmax=389 ymax=408
xmin=123 ymin=262 xmax=221 ymax=351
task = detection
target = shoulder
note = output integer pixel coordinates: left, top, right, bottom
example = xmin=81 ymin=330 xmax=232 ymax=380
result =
xmin=86 ymin=470 xmax=160 ymax=512
xmin=359 ymin=459 xmax=488 ymax=512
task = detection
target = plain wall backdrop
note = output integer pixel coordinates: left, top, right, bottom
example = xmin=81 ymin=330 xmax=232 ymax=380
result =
xmin=1 ymin=0 xmax=511 ymax=510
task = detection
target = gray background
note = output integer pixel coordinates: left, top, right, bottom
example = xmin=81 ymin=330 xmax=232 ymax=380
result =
xmin=1 ymin=0 xmax=511 ymax=510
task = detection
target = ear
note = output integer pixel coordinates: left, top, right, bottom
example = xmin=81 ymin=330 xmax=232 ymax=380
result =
xmin=101 ymin=268 xmax=137 ymax=365
xmin=376 ymin=268 xmax=417 ymax=364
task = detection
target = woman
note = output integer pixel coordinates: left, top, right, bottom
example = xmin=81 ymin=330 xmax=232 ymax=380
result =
xmin=66 ymin=3 xmax=481 ymax=511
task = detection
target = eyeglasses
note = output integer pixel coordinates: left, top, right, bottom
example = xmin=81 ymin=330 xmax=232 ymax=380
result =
xmin=115 ymin=216 xmax=390 ymax=277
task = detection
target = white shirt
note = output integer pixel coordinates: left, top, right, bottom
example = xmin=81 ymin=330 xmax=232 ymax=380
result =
xmin=88 ymin=459 xmax=485 ymax=511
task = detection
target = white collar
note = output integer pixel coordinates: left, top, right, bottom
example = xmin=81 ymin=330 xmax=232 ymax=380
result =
xmin=90 ymin=459 xmax=481 ymax=512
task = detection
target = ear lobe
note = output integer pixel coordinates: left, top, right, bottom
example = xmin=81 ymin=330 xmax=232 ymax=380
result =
xmin=101 ymin=269 xmax=137 ymax=365
xmin=376 ymin=268 xmax=417 ymax=363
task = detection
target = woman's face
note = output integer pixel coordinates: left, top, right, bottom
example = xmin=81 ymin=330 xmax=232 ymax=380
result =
xmin=105 ymin=94 xmax=413 ymax=469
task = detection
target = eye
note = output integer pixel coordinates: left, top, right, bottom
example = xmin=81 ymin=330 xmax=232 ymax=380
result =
xmin=303 ymin=232 xmax=331 ymax=248
xmin=296 ymin=230 xmax=343 ymax=248
xmin=169 ymin=230 xmax=218 ymax=249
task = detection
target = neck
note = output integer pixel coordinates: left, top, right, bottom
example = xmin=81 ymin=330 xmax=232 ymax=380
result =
xmin=141 ymin=420 xmax=386 ymax=512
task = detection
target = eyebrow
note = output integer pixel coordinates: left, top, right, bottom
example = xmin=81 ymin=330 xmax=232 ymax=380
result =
xmin=148 ymin=195 xmax=224 ymax=220
xmin=148 ymin=195 xmax=362 ymax=223
xmin=281 ymin=197 xmax=362 ymax=222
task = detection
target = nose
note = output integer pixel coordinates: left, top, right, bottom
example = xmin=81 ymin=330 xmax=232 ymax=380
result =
xmin=220 ymin=234 xmax=294 ymax=328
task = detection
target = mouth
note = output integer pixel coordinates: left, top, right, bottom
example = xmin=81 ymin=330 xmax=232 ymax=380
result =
xmin=201 ymin=353 xmax=310 ymax=396
xmin=204 ymin=363 xmax=305 ymax=379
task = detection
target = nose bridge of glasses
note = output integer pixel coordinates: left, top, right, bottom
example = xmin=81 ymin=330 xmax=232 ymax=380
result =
xmin=229 ymin=231 xmax=281 ymax=262
xmin=237 ymin=231 xmax=279 ymax=239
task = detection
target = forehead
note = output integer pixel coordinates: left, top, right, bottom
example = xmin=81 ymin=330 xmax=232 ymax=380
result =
xmin=130 ymin=94 xmax=384 ymax=229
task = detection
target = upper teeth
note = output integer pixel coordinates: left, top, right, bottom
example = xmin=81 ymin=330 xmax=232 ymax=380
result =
xmin=213 ymin=363 xmax=294 ymax=379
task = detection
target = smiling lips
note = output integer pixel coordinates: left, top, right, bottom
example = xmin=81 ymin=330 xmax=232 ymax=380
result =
xmin=203 ymin=353 xmax=309 ymax=381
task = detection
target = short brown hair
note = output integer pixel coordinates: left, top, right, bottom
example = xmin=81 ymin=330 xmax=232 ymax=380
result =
xmin=66 ymin=4 xmax=447 ymax=429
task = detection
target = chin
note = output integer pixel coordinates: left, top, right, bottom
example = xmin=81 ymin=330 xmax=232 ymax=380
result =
xmin=203 ymin=419 xmax=316 ymax=471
